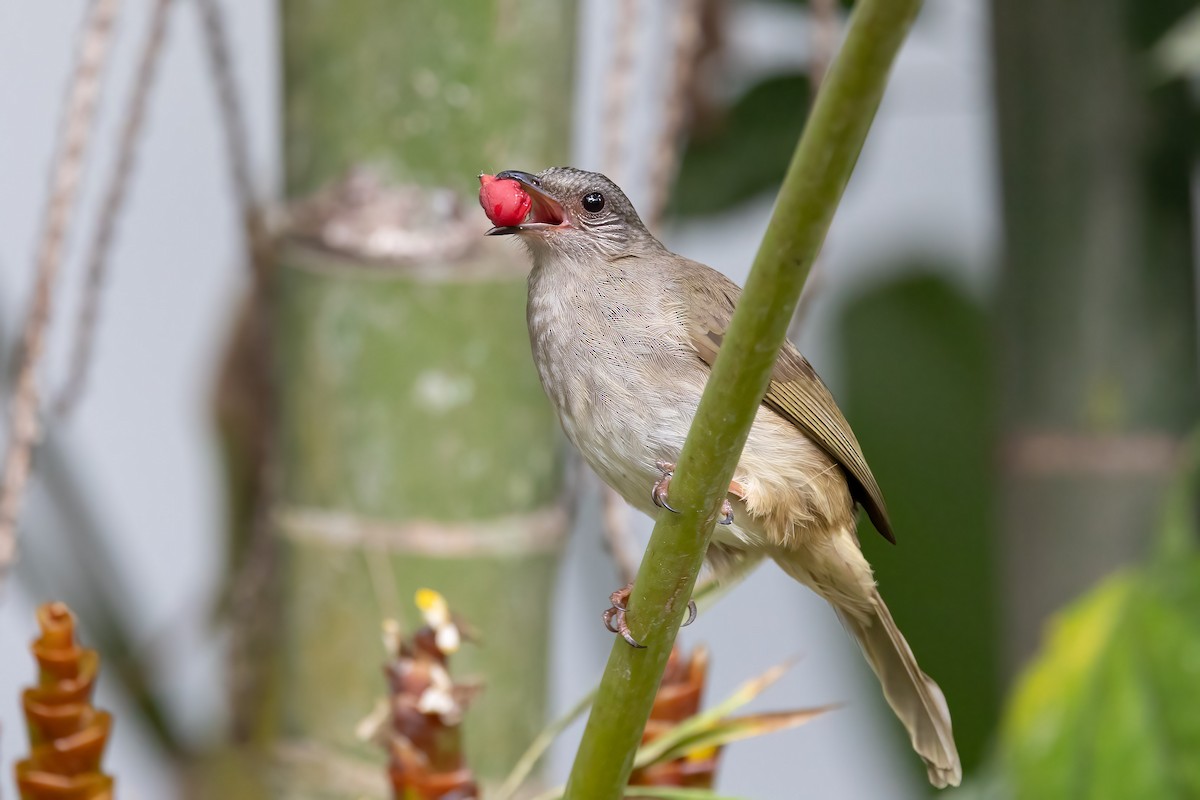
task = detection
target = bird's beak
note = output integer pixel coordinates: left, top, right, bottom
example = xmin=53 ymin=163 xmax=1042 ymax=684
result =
xmin=485 ymin=170 xmax=568 ymax=236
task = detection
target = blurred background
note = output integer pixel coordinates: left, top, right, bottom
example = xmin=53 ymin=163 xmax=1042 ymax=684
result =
xmin=0 ymin=0 xmax=1196 ymax=798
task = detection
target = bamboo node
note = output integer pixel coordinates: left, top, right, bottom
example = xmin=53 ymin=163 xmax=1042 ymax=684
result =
xmin=273 ymin=504 xmax=568 ymax=556
xmin=284 ymin=168 xmax=483 ymax=266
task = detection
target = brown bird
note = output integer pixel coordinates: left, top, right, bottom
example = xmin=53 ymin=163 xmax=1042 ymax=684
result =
xmin=485 ymin=166 xmax=961 ymax=788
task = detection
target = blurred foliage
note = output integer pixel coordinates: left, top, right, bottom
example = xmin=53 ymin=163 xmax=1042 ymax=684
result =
xmin=1138 ymin=2 xmax=1200 ymax=229
xmin=670 ymin=74 xmax=810 ymax=217
xmin=1002 ymin=564 xmax=1200 ymax=799
xmin=1001 ymin=440 xmax=1200 ymax=800
xmin=941 ymin=757 xmax=1011 ymax=800
xmin=762 ymin=0 xmax=855 ymax=10
xmin=1154 ymin=7 xmax=1200 ymax=79
xmin=839 ymin=272 xmax=1001 ymax=774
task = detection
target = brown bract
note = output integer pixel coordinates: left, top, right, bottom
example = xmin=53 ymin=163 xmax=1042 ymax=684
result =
xmin=630 ymin=645 xmax=721 ymax=788
xmin=384 ymin=600 xmax=481 ymax=800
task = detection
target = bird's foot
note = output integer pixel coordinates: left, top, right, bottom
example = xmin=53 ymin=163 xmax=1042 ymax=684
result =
xmin=651 ymin=461 xmax=743 ymax=526
xmin=719 ymin=479 xmax=748 ymax=524
xmin=603 ymin=582 xmax=697 ymax=649
xmin=651 ymin=461 xmax=678 ymax=513
xmin=603 ymin=584 xmax=644 ymax=648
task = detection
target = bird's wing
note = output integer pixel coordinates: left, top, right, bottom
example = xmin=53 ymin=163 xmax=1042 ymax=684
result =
xmin=678 ymin=260 xmax=896 ymax=543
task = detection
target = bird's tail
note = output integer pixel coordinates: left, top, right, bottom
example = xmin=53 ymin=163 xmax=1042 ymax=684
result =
xmin=837 ymin=591 xmax=962 ymax=788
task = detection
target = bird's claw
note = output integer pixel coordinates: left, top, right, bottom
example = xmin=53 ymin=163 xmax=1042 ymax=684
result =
xmin=603 ymin=584 xmax=697 ymax=648
xmin=651 ymin=460 xmax=678 ymax=513
xmin=603 ymin=584 xmax=644 ymax=648
xmin=652 ymin=461 xmax=738 ymax=524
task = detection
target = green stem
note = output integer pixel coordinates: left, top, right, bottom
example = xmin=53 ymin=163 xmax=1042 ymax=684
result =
xmin=562 ymin=0 xmax=924 ymax=796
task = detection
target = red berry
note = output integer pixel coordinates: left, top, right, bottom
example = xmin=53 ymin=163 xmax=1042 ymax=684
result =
xmin=479 ymin=174 xmax=532 ymax=227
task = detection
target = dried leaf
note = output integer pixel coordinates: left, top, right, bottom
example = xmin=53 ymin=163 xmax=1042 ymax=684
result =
xmin=670 ymin=74 xmax=810 ymax=217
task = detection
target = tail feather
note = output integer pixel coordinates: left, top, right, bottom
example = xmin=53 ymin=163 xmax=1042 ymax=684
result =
xmin=768 ymin=533 xmax=961 ymax=786
xmin=837 ymin=592 xmax=962 ymax=788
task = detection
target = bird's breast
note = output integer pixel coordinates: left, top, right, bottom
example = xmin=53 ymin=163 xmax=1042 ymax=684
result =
xmin=524 ymin=255 xmax=856 ymax=555
xmin=526 ymin=260 xmax=704 ymax=504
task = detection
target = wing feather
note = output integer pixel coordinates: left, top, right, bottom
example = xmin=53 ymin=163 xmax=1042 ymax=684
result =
xmin=678 ymin=260 xmax=896 ymax=543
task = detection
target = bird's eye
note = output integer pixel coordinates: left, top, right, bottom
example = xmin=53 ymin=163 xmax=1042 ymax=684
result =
xmin=582 ymin=192 xmax=605 ymax=213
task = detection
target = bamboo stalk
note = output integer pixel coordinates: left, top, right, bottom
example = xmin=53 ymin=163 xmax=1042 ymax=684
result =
xmin=991 ymin=0 xmax=1199 ymax=668
xmin=563 ymin=0 xmax=923 ymax=795
xmin=255 ymin=2 xmax=577 ymax=795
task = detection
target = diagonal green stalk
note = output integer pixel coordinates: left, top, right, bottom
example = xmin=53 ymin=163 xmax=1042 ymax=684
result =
xmin=562 ymin=0 xmax=924 ymax=796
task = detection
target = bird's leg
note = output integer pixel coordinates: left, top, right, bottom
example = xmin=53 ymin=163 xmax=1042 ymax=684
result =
xmin=652 ymin=461 xmax=744 ymax=526
xmin=603 ymin=582 xmax=697 ymax=649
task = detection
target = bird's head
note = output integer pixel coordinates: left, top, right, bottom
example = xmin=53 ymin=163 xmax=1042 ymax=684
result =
xmin=483 ymin=167 xmax=660 ymax=260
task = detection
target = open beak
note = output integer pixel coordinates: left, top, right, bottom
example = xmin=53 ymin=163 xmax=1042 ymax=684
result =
xmin=484 ymin=170 xmax=568 ymax=236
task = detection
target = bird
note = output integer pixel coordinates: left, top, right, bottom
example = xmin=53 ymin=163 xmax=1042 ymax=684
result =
xmin=482 ymin=166 xmax=961 ymax=788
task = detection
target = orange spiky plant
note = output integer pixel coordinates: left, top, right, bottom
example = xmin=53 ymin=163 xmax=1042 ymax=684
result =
xmin=14 ymin=602 xmax=114 ymax=800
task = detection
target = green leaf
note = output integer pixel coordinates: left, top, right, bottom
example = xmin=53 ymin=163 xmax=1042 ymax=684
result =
xmin=633 ymin=659 xmax=797 ymax=767
xmin=670 ymin=74 xmax=810 ymax=217
xmin=624 ymin=789 xmax=749 ymax=800
xmin=531 ymin=787 xmax=749 ymax=800
xmin=495 ymin=688 xmax=598 ymax=800
xmin=647 ymin=706 xmax=836 ymax=766
xmin=1003 ymin=558 xmax=1200 ymax=799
